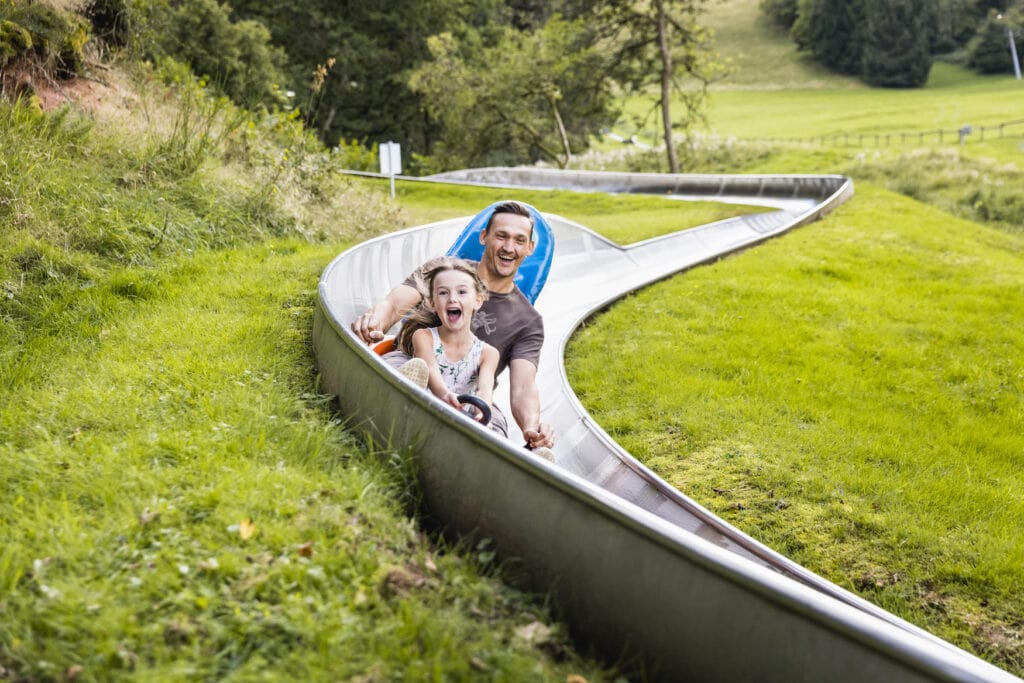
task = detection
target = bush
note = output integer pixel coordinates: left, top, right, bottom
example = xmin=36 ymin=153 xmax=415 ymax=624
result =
xmin=968 ymin=8 xmax=1023 ymax=73
xmin=85 ymin=0 xmax=132 ymax=47
xmin=861 ymin=0 xmax=935 ymax=87
xmin=760 ymin=0 xmax=799 ymax=30
xmin=137 ymin=0 xmax=287 ymax=109
xmin=0 ymin=19 xmax=33 ymax=68
xmin=0 ymin=1 xmax=90 ymax=77
xmin=792 ymin=0 xmax=866 ymax=76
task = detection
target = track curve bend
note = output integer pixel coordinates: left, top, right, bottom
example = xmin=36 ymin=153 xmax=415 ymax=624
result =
xmin=313 ymin=168 xmax=1017 ymax=682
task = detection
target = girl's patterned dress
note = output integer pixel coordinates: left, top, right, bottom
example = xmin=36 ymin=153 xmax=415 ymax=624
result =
xmin=430 ymin=327 xmax=483 ymax=395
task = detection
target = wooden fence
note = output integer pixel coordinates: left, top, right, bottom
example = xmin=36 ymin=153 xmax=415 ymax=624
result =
xmin=762 ymin=118 xmax=1024 ymax=147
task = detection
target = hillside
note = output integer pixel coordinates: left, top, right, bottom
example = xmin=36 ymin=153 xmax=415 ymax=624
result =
xmin=0 ymin=67 xmax=621 ymax=680
xmin=703 ymin=0 xmax=864 ymax=90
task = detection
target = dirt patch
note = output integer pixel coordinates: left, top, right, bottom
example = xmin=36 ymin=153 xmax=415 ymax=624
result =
xmin=2 ymin=58 xmax=138 ymax=119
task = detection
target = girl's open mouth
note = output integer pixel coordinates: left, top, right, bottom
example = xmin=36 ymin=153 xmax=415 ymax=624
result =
xmin=446 ymin=307 xmax=462 ymax=324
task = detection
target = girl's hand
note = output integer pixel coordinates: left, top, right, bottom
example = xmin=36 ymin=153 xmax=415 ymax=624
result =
xmin=443 ymin=391 xmax=462 ymax=409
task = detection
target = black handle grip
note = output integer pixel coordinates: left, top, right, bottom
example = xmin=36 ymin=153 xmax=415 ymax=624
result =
xmin=456 ymin=394 xmax=491 ymax=426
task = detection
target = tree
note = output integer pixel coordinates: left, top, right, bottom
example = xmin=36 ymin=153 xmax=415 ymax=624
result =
xmin=760 ymin=0 xmax=800 ymax=30
xmin=408 ymin=17 xmax=616 ymax=170
xmin=228 ymin=0 xmax=501 ymax=151
xmin=792 ymin=0 xmax=866 ymax=76
xmin=931 ymin=0 xmax=989 ymax=52
xmin=861 ymin=0 xmax=935 ymax=87
xmin=968 ymin=8 xmax=1023 ymax=72
xmin=589 ymin=0 xmax=719 ymax=173
xmin=135 ymin=0 xmax=287 ymax=109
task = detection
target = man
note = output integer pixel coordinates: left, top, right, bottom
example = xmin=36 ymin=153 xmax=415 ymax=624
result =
xmin=351 ymin=201 xmax=555 ymax=452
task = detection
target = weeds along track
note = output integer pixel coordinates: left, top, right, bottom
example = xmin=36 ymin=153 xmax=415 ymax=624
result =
xmin=314 ymin=168 xmax=1017 ymax=682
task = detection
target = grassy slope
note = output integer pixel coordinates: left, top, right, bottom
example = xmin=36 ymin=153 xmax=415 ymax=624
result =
xmin=703 ymin=0 xmax=864 ymax=91
xmin=707 ymin=63 xmax=1024 ymax=141
xmin=1 ymin=240 xmax=613 ymax=680
xmin=0 ymin=88 xmax=615 ymax=680
xmin=564 ymin=0 xmax=1024 ymax=675
xmin=565 ymin=187 xmax=1024 ymax=673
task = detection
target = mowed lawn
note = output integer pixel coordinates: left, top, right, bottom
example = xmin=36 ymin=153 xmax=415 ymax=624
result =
xmin=565 ymin=183 xmax=1024 ymax=675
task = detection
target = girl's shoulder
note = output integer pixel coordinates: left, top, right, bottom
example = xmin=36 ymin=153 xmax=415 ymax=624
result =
xmin=479 ymin=340 xmax=498 ymax=358
xmin=411 ymin=326 xmax=437 ymax=346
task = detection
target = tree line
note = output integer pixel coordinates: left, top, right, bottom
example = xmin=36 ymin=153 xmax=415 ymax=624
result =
xmin=760 ymin=0 xmax=1024 ymax=87
xmin=1 ymin=0 xmax=723 ymax=174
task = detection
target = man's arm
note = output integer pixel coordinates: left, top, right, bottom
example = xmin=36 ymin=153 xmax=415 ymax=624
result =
xmin=351 ymin=283 xmax=420 ymax=344
xmin=508 ymin=358 xmax=554 ymax=449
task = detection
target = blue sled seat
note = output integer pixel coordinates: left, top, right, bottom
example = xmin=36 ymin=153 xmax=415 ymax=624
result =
xmin=445 ymin=200 xmax=555 ymax=305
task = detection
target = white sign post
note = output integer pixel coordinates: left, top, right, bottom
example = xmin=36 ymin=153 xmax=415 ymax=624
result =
xmin=379 ymin=141 xmax=402 ymax=198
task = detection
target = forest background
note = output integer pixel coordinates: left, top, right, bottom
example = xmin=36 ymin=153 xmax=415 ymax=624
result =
xmin=5 ymin=0 xmax=1023 ymax=171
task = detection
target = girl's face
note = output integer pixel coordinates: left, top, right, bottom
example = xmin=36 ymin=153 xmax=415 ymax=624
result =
xmin=431 ymin=269 xmax=483 ymax=332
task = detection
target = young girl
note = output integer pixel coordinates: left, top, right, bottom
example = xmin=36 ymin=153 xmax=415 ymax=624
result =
xmin=395 ymin=257 xmax=499 ymax=421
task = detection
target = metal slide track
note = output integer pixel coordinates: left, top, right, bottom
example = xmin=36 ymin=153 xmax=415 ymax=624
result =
xmin=313 ymin=168 xmax=1018 ymax=682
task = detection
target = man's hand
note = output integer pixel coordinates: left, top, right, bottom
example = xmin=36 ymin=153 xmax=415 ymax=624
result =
xmin=350 ymin=284 xmax=422 ymax=345
xmin=523 ymin=422 xmax=554 ymax=450
xmin=351 ymin=308 xmax=385 ymax=344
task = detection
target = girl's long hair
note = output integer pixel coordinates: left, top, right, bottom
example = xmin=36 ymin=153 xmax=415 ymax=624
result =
xmin=395 ymin=257 xmax=488 ymax=356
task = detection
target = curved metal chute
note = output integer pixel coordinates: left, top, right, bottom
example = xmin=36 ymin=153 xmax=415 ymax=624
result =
xmin=313 ymin=168 xmax=1017 ymax=682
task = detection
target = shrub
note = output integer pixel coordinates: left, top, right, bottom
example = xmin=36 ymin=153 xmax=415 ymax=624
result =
xmin=792 ymin=0 xmax=866 ymax=76
xmin=136 ymin=0 xmax=287 ymax=109
xmin=0 ymin=19 xmax=33 ymax=68
xmin=85 ymin=0 xmax=132 ymax=47
xmin=967 ymin=8 xmax=1023 ymax=73
xmin=760 ymin=0 xmax=799 ymax=30
xmin=861 ymin=0 xmax=935 ymax=87
xmin=0 ymin=1 xmax=90 ymax=77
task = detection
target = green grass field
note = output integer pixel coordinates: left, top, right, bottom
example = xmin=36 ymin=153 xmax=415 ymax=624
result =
xmin=615 ymin=0 xmax=1024 ymax=158
xmin=565 ymin=185 xmax=1024 ymax=673
xmin=703 ymin=0 xmax=864 ymax=91
xmin=555 ymin=3 xmax=1024 ymax=673
xmin=706 ymin=63 xmax=1024 ymax=141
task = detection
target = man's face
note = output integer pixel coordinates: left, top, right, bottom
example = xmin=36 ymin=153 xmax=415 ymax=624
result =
xmin=479 ymin=212 xmax=535 ymax=281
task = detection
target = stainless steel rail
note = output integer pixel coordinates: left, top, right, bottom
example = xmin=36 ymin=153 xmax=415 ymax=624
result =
xmin=313 ymin=168 xmax=1018 ymax=682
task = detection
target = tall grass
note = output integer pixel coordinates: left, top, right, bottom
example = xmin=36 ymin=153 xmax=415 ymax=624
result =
xmin=566 ymin=184 xmax=1024 ymax=675
xmin=0 ymin=241 xmax=609 ymax=680
xmin=0 ymin=77 xmax=615 ymax=680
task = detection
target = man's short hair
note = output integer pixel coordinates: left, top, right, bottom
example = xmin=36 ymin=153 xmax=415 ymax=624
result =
xmin=485 ymin=200 xmax=535 ymax=240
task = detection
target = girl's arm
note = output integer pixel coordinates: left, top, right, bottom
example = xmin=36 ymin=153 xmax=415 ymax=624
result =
xmin=476 ymin=344 xmax=499 ymax=407
xmin=411 ymin=328 xmax=461 ymax=409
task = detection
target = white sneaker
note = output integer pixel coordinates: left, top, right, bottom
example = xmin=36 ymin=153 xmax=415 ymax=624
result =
xmin=531 ymin=446 xmax=556 ymax=462
xmin=397 ymin=358 xmax=428 ymax=389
